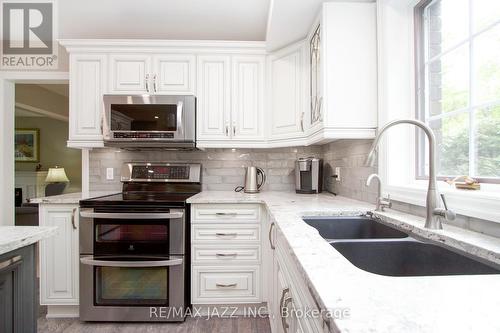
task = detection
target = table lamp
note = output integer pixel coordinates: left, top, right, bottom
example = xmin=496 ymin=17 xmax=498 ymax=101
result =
xmin=45 ymin=166 xmax=70 ymax=196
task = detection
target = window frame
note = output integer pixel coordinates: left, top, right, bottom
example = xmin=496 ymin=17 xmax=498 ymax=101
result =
xmin=414 ymin=0 xmax=500 ymax=184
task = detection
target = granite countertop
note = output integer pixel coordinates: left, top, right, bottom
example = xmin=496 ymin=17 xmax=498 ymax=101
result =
xmin=29 ymin=191 xmax=118 ymax=204
xmin=0 ymin=226 xmax=57 ymax=256
xmin=187 ymin=191 xmax=500 ymax=333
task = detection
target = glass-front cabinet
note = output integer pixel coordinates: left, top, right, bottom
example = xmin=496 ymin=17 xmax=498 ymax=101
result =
xmin=310 ymin=24 xmax=323 ymax=126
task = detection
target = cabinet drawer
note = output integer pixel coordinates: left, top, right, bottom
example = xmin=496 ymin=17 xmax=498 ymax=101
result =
xmin=192 ymin=266 xmax=260 ymax=303
xmin=192 ymin=245 xmax=260 ymax=264
xmin=192 ymin=204 xmax=261 ymax=223
xmin=192 ymin=225 xmax=260 ymax=242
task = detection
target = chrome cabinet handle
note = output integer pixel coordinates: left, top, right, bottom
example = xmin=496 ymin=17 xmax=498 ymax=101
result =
xmin=0 ymin=255 xmax=22 ymax=272
xmin=318 ymin=97 xmax=323 ymax=121
xmin=233 ymin=125 xmax=236 ymax=136
xmin=282 ymin=296 xmax=293 ymax=332
xmin=269 ymin=222 xmax=275 ymax=250
xmin=71 ymin=208 xmax=77 ymax=230
xmin=279 ymin=288 xmax=290 ymax=331
xmin=80 ymin=256 xmax=183 ymax=267
xmin=80 ymin=209 xmax=184 ymax=220
xmin=153 ymin=74 xmax=157 ymax=92
xmin=300 ymin=112 xmax=305 ymax=132
xmin=215 ymin=232 xmax=237 ymax=237
xmin=216 ymin=283 xmax=237 ymax=288
xmin=216 ymin=253 xmax=237 ymax=257
xmin=225 ymin=125 xmax=229 ymax=136
xmin=145 ymin=74 xmax=150 ymax=92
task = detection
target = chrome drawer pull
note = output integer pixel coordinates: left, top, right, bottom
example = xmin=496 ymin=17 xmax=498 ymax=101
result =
xmin=215 ymin=232 xmax=237 ymax=237
xmin=216 ymin=253 xmax=237 ymax=257
xmin=215 ymin=212 xmax=237 ymax=216
xmin=216 ymin=283 xmax=237 ymax=288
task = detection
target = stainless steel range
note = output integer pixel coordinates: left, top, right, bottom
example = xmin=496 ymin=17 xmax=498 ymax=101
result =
xmin=78 ymin=162 xmax=201 ymax=322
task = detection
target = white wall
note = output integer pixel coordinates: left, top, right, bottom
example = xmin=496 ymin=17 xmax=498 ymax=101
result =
xmin=0 ymin=79 xmax=15 ymax=226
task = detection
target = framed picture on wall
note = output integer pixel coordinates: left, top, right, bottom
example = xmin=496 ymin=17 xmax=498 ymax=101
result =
xmin=15 ymin=129 xmax=40 ymax=162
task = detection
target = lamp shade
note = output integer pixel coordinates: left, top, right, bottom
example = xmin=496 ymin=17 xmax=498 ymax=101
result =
xmin=45 ymin=167 xmax=70 ymax=183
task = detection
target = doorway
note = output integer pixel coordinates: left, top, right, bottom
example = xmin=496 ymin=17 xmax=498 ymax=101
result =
xmin=14 ymin=83 xmax=81 ymax=226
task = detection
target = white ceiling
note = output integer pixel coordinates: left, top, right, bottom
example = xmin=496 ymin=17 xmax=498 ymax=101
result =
xmin=266 ymin=0 xmax=325 ymax=51
xmin=266 ymin=0 xmax=376 ymax=51
xmin=58 ymin=0 xmax=270 ymax=41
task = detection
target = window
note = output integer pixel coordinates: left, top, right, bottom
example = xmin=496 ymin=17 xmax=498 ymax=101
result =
xmin=416 ymin=0 xmax=500 ymax=182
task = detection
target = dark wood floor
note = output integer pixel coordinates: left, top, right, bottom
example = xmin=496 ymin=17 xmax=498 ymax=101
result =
xmin=37 ymin=306 xmax=271 ymax=333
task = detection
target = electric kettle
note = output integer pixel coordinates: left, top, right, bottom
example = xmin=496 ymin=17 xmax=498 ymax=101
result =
xmin=235 ymin=166 xmax=266 ymax=193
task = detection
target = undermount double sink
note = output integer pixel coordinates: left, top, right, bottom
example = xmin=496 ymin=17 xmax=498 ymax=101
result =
xmin=303 ymin=216 xmax=500 ymax=277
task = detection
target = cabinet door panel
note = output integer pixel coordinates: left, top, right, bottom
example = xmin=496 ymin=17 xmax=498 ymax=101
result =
xmin=40 ymin=206 xmax=79 ymax=305
xmin=0 ymin=261 xmax=15 ymax=333
xmin=232 ymin=56 xmax=265 ymax=140
xmin=69 ymin=54 xmax=107 ymax=146
xmin=153 ymin=55 xmax=195 ymax=93
xmin=0 ymin=245 xmax=36 ymax=333
xmin=196 ymin=55 xmax=231 ymax=140
xmin=109 ymin=54 xmax=151 ymax=93
xmin=270 ymin=47 xmax=304 ymax=138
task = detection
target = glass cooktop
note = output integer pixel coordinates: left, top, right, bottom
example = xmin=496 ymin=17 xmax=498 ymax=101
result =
xmin=79 ymin=191 xmax=196 ymax=208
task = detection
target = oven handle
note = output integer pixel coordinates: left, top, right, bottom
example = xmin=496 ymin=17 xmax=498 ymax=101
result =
xmin=80 ymin=256 xmax=183 ymax=267
xmin=80 ymin=209 xmax=184 ymax=220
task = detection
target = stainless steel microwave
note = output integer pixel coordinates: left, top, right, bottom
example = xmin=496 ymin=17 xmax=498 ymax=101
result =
xmin=103 ymin=95 xmax=196 ymax=149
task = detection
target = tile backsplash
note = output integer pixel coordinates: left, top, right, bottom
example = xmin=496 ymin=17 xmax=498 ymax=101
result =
xmin=322 ymin=140 xmax=377 ymax=204
xmin=89 ymin=140 xmax=499 ymax=237
xmin=89 ymin=146 xmax=323 ymax=192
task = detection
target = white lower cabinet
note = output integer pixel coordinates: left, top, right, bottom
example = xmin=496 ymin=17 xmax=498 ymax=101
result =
xmin=191 ymin=202 xmax=329 ymax=332
xmin=190 ymin=204 xmax=263 ymax=305
xmin=39 ymin=204 xmax=79 ymax=309
xmin=270 ymin=223 xmax=329 ymax=333
xmin=192 ymin=266 xmax=261 ymax=303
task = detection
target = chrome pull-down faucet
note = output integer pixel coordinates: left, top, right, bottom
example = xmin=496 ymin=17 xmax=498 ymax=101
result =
xmin=365 ymin=119 xmax=456 ymax=229
xmin=366 ymin=174 xmax=391 ymax=212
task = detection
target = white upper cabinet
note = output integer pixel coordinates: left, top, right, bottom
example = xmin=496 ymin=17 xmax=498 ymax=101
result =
xmin=268 ymin=42 xmax=306 ymax=143
xmin=196 ymin=54 xmax=266 ymax=146
xmin=61 ymin=22 xmax=376 ymax=149
xmin=109 ymin=54 xmax=195 ymax=94
xmin=68 ymin=53 xmax=107 ymax=148
xmin=109 ymin=54 xmax=151 ymax=93
xmin=231 ymin=56 xmax=265 ymax=140
xmin=153 ymin=55 xmax=196 ymax=93
xmin=196 ymin=55 xmax=231 ymax=141
xmin=307 ymin=2 xmax=377 ymax=143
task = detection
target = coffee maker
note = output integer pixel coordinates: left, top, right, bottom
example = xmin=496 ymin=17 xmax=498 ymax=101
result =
xmin=295 ymin=157 xmax=323 ymax=194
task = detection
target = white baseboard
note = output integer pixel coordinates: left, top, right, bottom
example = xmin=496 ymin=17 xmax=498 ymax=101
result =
xmin=45 ymin=305 xmax=79 ymax=319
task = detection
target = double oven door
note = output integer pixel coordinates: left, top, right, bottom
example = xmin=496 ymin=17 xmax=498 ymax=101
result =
xmin=79 ymin=207 xmax=186 ymax=322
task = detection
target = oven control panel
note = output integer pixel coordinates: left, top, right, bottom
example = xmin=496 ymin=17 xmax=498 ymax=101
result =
xmin=121 ymin=163 xmax=201 ymax=183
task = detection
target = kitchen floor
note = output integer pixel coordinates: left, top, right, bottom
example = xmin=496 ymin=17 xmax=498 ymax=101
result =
xmin=37 ymin=306 xmax=271 ymax=333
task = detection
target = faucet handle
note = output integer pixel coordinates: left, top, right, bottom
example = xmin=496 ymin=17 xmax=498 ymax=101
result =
xmin=440 ymin=193 xmax=449 ymax=210
xmin=436 ymin=194 xmax=456 ymax=221
xmin=379 ymin=194 xmax=392 ymax=210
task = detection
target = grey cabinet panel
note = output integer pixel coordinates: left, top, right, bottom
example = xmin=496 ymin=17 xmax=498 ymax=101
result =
xmin=0 ymin=245 xmax=36 ymax=333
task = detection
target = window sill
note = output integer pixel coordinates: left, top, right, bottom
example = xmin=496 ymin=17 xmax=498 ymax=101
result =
xmin=386 ymin=182 xmax=500 ymax=223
